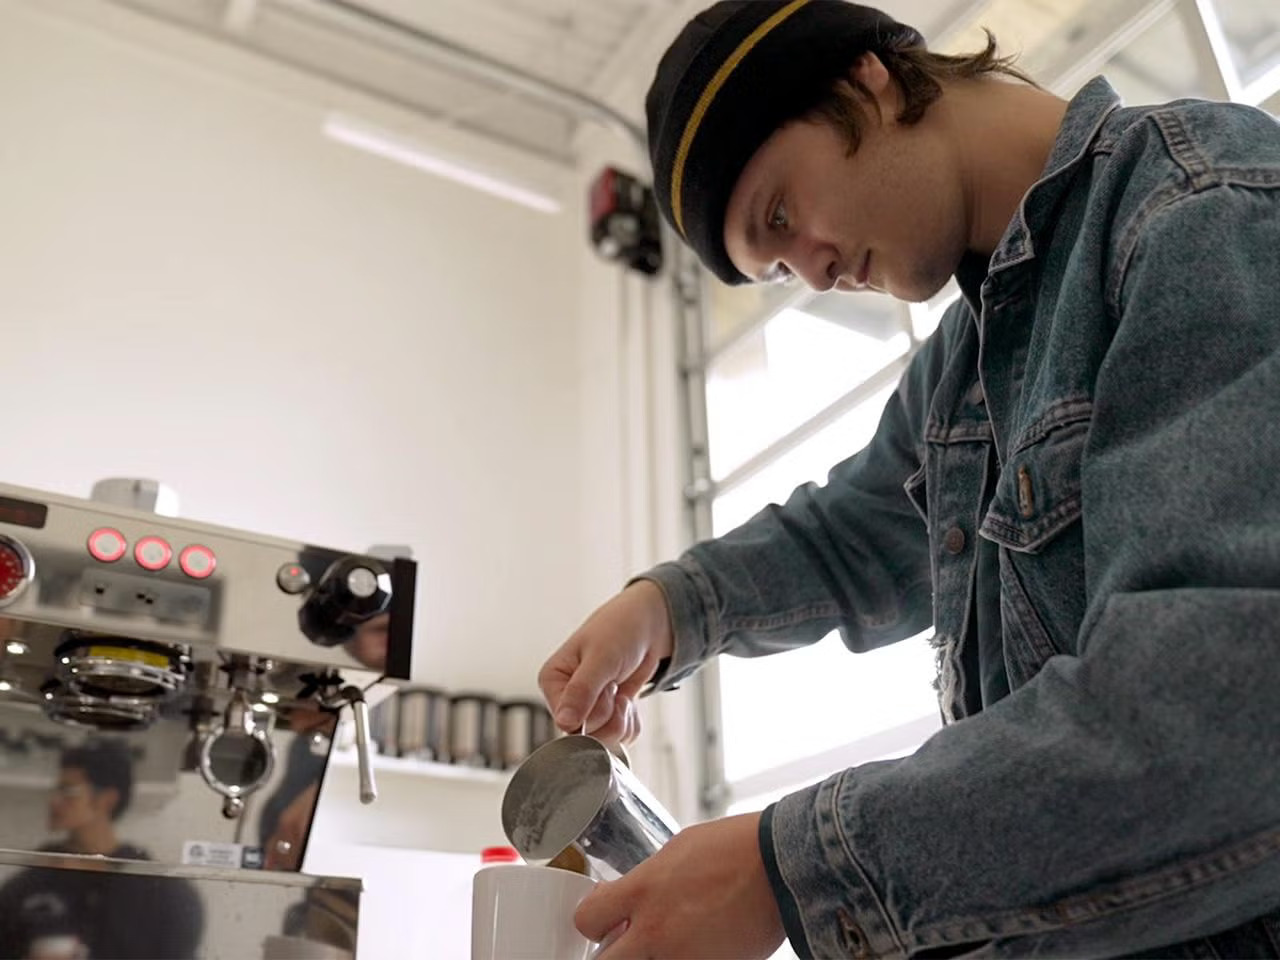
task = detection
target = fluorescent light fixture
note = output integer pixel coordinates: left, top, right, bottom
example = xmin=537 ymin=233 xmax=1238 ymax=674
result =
xmin=323 ymin=113 xmax=562 ymax=215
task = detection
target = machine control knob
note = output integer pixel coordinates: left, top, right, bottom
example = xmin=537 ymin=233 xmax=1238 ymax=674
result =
xmin=276 ymin=562 xmax=311 ymax=595
xmin=298 ymin=556 xmax=392 ymax=647
xmin=0 ymin=535 xmax=34 ymax=608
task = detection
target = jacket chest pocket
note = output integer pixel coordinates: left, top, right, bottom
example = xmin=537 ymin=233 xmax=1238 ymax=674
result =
xmin=979 ymin=407 xmax=1091 ymax=688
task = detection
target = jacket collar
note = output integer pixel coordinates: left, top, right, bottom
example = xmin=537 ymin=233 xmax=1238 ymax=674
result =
xmin=987 ymin=76 xmax=1123 ymax=275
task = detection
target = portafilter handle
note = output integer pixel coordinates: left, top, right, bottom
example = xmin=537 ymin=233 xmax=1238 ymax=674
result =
xmin=341 ymin=685 xmax=377 ymax=805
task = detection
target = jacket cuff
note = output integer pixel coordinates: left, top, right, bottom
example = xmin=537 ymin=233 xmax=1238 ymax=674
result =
xmin=764 ymin=774 xmax=904 ymax=958
xmin=759 ymin=804 xmax=813 ymax=958
xmin=628 ymin=560 xmax=716 ymax=693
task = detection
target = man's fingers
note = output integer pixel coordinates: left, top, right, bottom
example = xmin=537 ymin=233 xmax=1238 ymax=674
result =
xmin=621 ymin=696 xmax=642 ymax=744
xmin=589 ymin=920 xmax=632 ymax=959
xmin=554 ymin=656 xmax=615 ymax=732
xmin=581 ymin=682 xmax=618 ymax=734
xmin=574 ymin=882 xmax=629 ymax=944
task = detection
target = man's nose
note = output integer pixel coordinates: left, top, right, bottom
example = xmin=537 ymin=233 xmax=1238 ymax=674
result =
xmin=787 ymin=242 xmax=839 ymax=292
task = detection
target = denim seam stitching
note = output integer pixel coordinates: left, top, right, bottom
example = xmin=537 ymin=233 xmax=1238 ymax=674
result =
xmin=828 ymin=768 xmax=908 ymax=957
xmin=988 ymin=99 xmax=1121 ymax=275
xmin=981 ymin=492 xmax=1082 ymax=551
xmin=924 ymin=420 xmax=994 ymax=444
xmin=720 ymin=601 xmax=842 ymax=632
xmin=1009 ymin=399 xmax=1094 ymax=455
xmin=1108 ymin=178 xmax=1279 ymax=319
xmin=681 ymin=555 xmax=724 ymax=656
xmin=907 ymin=822 xmax=1280 ymax=944
xmin=998 ymin=548 xmax=1065 ymax=664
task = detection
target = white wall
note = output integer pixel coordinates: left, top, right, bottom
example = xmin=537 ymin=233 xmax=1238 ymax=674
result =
xmin=565 ymin=0 xmax=717 ymax=830
xmin=0 ymin=0 xmax=715 ymax=954
xmin=0 ymin=0 xmax=585 ymax=698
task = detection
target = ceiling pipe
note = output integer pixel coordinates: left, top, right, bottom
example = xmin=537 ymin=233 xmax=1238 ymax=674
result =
xmin=293 ymin=0 xmax=647 ymax=154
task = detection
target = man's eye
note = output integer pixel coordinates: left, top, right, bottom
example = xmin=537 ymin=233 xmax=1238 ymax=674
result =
xmin=768 ymin=200 xmax=788 ymax=229
xmin=763 ymin=262 xmax=793 ymax=284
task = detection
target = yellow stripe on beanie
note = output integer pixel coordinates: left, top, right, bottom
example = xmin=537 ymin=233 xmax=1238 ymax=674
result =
xmin=669 ymin=0 xmax=811 ymax=237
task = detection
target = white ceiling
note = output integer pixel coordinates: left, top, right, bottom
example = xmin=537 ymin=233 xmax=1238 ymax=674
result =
xmin=105 ymin=0 xmax=675 ymax=164
xmin=97 ymin=0 xmax=1280 ymax=166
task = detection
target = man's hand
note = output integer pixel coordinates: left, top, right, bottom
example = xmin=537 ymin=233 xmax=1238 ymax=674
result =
xmin=574 ymin=813 xmax=786 ymax=959
xmin=538 ymin=580 xmax=674 ymax=742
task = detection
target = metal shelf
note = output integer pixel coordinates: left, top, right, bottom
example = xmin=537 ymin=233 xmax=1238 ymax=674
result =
xmin=328 ymin=748 xmax=510 ymax=786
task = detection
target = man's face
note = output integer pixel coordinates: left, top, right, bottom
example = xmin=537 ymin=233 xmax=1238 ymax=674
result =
xmin=722 ymin=54 xmax=967 ymax=302
xmin=48 ymin=767 xmax=115 ymax=832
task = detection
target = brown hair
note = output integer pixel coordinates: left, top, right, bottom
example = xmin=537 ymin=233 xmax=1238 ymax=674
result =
xmin=807 ymin=30 xmax=1040 ymax=150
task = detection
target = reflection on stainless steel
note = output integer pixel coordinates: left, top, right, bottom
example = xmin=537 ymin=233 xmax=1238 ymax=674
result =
xmin=0 ymin=478 xmax=420 ymax=957
xmin=501 ymin=735 xmax=679 ymax=881
xmin=43 ymin=690 xmax=158 ymax=730
xmin=0 ymin=846 xmax=362 ymax=887
xmin=0 ymin=479 xmax=416 ymax=819
xmin=54 ymin=634 xmax=191 ymax=701
xmin=0 ymin=849 xmax=361 ymax=959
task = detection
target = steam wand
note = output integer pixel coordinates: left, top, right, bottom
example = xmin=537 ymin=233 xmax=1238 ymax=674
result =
xmin=329 ymin=685 xmax=377 ymax=805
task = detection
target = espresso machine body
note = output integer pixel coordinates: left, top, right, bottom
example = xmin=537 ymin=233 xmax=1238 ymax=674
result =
xmin=0 ymin=480 xmax=418 ymax=959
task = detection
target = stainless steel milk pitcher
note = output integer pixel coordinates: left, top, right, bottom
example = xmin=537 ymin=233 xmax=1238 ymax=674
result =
xmin=501 ymin=735 xmax=678 ymax=880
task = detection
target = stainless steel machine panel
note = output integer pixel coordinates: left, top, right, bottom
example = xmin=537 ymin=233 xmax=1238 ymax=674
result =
xmin=0 ymin=482 xmax=416 ymax=682
xmin=0 ymin=478 xmax=419 ymax=913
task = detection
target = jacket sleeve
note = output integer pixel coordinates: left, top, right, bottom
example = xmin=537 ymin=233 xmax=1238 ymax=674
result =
xmin=636 ymin=311 xmax=951 ymax=693
xmin=763 ymin=180 xmax=1280 ymax=956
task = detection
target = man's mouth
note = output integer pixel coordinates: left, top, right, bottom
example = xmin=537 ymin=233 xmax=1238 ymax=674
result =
xmin=855 ymin=250 xmax=871 ymax=287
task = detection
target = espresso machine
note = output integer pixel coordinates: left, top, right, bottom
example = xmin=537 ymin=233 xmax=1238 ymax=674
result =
xmin=0 ymin=479 xmax=417 ymax=959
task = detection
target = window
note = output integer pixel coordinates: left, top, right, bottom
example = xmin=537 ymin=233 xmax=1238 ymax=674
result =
xmin=697 ymin=284 xmax=953 ymax=818
xmin=1205 ymin=0 xmax=1280 ymax=91
xmin=706 ymin=298 xmax=910 ymax=482
xmin=1099 ymin=9 xmax=1214 ymax=104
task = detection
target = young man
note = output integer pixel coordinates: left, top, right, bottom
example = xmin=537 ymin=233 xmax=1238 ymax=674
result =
xmin=539 ymin=1 xmax=1280 ymax=957
xmin=43 ymin=741 xmax=146 ymax=859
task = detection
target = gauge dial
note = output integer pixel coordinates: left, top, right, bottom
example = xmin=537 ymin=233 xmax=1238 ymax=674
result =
xmin=0 ymin=536 xmax=33 ymax=607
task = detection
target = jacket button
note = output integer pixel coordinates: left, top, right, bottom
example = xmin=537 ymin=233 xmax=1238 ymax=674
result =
xmin=837 ymin=908 xmax=869 ymax=958
xmin=966 ymin=381 xmax=985 ymax=406
xmin=1017 ymin=465 xmax=1035 ymax=518
xmin=944 ymin=526 xmax=966 ymax=554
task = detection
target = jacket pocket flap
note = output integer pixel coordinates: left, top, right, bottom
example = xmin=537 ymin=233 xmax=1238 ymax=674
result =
xmin=980 ymin=414 xmax=1090 ymax=553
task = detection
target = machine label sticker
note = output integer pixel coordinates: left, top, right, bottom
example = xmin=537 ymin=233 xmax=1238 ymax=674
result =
xmin=182 ymin=840 xmax=264 ymax=869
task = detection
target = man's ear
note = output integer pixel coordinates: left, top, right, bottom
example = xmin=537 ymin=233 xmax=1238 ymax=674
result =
xmin=846 ymin=51 xmax=897 ymax=122
xmin=851 ymin=51 xmax=892 ymax=97
xmin=96 ymin=786 xmax=121 ymax=819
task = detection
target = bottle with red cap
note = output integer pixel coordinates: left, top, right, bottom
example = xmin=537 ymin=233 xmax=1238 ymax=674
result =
xmin=480 ymin=846 xmax=521 ymax=865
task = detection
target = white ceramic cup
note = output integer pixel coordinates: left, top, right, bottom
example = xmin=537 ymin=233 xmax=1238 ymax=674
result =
xmin=471 ymin=864 xmax=599 ymax=960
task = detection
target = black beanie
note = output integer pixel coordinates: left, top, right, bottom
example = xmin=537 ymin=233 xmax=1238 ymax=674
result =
xmin=646 ymin=0 xmax=924 ymax=284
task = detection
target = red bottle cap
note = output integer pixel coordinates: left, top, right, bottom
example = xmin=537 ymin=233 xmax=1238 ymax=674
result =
xmin=480 ymin=846 xmax=521 ymax=864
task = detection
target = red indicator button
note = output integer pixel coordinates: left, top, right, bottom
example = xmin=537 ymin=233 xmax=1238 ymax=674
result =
xmin=179 ymin=544 xmax=216 ymax=579
xmin=134 ymin=536 xmax=173 ymax=571
xmin=88 ymin=528 xmax=128 ymax=564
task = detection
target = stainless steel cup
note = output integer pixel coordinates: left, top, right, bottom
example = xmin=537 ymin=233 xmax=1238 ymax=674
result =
xmin=501 ymin=735 xmax=678 ymax=881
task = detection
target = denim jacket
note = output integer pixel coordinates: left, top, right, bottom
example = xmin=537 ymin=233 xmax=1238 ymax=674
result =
xmin=639 ymin=78 xmax=1280 ymax=957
